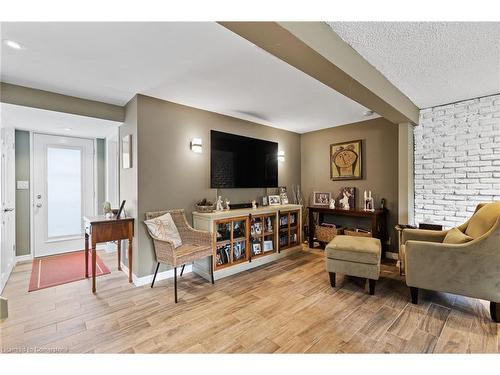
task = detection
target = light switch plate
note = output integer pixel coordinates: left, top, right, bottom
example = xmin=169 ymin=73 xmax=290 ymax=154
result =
xmin=17 ymin=180 xmax=29 ymax=190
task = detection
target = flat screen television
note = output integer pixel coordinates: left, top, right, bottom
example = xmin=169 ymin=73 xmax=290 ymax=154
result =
xmin=210 ymin=130 xmax=278 ymax=188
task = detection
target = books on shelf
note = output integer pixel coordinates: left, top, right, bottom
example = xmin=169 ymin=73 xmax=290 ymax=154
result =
xmin=233 ymin=241 xmax=246 ymax=261
xmin=216 ymin=243 xmax=231 ymax=265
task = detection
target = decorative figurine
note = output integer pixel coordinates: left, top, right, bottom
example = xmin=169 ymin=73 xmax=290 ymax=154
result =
xmin=103 ymin=201 xmax=112 ymax=214
xmin=252 ymin=200 xmax=257 ymax=209
xmin=224 ymin=198 xmax=230 ymax=210
xmin=329 ymin=198 xmax=336 ymax=209
xmin=339 ymin=191 xmax=351 ymax=210
xmin=266 ymin=217 xmax=273 ymax=232
xmin=364 ymin=190 xmax=375 ymax=212
xmin=215 ymin=196 xmax=224 ymax=211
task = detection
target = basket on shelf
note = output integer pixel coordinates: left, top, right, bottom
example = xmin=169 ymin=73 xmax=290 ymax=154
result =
xmin=315 ymin=225 xmax=341 ymax=243
xmin=195 ymin=204 xmax=214 ymax=213
xmin=344 ymin=228 xmax=372 ymax=237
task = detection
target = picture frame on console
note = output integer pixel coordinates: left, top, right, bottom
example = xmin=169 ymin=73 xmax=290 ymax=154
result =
xmin=312 ymin=191 xmax=331 ymax=206
xmin=268 ymin=195 xmax=281 ymax=206
xmin=336 ymin=187 xmax=356 ymax=210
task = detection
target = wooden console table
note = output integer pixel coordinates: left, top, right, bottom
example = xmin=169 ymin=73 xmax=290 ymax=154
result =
xmin=84 ymin=216 xmax=134 ymax=293
xmin=307 ymin=206 xmax=388 ymax=256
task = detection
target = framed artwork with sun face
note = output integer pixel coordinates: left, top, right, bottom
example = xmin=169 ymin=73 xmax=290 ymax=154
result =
xmin=330 ymin=140 xmax=362 ymax=180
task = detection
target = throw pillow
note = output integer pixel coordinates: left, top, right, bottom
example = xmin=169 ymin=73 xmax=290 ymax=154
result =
xmin=465 ymin=202 xmax=500 ymax=238
xmin=144 ymin=213 xmax=182 ymax=248
xmin=443 ymin=227 xmax=473 ymax=244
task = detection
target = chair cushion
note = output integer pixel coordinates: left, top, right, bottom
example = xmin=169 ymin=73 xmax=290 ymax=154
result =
xmin=175 ymin=244 xmax=212 ymax=265
xmin=325 ymin=235 xmax=381 ymax=265
xmin=465 ymin=202 xmax=500 ymax=239
xmin=443 ymin=227 xmax=473 ymax=244
xmin=144 ymin=212 xmax=182 ymax=248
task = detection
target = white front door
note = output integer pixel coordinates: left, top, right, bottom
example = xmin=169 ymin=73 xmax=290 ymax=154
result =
xmin=33 ymin=133 xmax=95 ymax=257
xmin=1 ymin=127 xmax=16 ymax=292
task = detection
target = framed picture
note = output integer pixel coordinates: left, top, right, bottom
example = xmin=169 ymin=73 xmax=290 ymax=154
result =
xmin=252 ymin=242 xmax=262 ymax=255
xmin=330 ymin=139 xmax=362 ymax=180
xmin=263 ymin=240 xmax=273 ymax=252
xmin=268 ymin=195 xmax=281 ymax=206
xmin=336 ymin=187 xmax=356 ymax=210
xmin=313 ymin=191 xmax=331 ymax=206
xmin=122 ymin=134 xmax=132 ymax=169
xmin=261 ymin=196 xmax=269 ymax=206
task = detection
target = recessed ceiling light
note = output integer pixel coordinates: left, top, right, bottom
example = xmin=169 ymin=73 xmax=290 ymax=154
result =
xmin=363 ymin=110 xmax=375 ymax=117
xmin=63 ymin=128 xmax=72 ymax=131
xmin=3 ymin=39 xmax=25 ymax=50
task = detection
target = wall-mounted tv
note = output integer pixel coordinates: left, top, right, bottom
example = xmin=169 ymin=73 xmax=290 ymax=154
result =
xmin=210 ymin=130 xmax=278 ymax=188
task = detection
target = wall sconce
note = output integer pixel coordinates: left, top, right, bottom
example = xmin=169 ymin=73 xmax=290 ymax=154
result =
xmin=190 ymin=138 xmax=202 ymax=153
xmin=278 ymin=150 xmax=285 ymax=162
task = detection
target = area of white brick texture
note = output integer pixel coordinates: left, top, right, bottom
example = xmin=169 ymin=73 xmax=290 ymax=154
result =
xmin=414 ymin=94 xmax=500 ymax=228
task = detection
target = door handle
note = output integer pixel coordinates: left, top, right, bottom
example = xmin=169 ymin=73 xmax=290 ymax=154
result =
xmin=3 ymin=208 xmax=14 ymax=212
xmin=36 ymin=203 xmax=42 ymax=208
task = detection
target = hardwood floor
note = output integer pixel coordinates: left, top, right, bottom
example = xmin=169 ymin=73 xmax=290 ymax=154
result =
xmin=1 ymin=246 xmax=498 ymax=353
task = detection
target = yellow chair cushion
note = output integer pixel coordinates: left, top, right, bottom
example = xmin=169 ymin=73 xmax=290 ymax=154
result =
xmin=443 ymin=227 xmax=473 ymax=244
xmin=465 ymin=202 xmax=500 ymax=239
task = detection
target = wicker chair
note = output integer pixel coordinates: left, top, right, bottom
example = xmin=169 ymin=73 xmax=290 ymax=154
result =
xmin=145 ymin=209 xmax=214 ymax=303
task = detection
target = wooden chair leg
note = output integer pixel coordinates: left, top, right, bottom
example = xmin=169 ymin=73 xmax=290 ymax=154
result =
xmin=174 ymin=267 xmax=178 ymax=303
xmin=210 ymin=255 xmax=215 ymax=285
xmin=180 ymin=264 xmax=185 ymax=277
xmin=328 ymin=272 xmax=336 ymax=287
xmin=410 ymin=287 xmax=419 ymax=304
xmin=491 ymin=302 xmax=499 ymax=323
xmin=151 ymin=262 xmax=160 ymax=288
xmin=368 ymin=279 xmax=376 ymax=295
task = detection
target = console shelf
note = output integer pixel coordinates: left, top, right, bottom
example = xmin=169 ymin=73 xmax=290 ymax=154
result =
xmin=192 ymin=204 xmax=302 ymax=281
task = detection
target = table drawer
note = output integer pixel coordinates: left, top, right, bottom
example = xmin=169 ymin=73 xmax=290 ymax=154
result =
xmin=90 ymin=221 xmax=133 ymax=243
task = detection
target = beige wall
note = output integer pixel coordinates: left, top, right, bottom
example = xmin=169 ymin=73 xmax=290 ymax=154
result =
xmin=132 ymin=94 xmax=301 ymax=277
xmin=301 ymin=117 xmax=399 ymax=251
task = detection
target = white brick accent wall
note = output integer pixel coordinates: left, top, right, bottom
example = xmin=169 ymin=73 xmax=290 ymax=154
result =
xmin=414 ymin=94 xmax=500 ymax=228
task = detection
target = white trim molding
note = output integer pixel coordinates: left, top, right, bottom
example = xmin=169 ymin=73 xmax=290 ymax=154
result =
xmin=119 ymin=262 xmax=193 ymax=287
xmin=15 ymin=254 xmax=33 ymax=263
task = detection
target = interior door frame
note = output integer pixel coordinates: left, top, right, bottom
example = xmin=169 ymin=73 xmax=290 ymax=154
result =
xmin=1 ymin=127 xmax=16 ymax=293
xmin=30 ymin=131 xmax=97 ymax=258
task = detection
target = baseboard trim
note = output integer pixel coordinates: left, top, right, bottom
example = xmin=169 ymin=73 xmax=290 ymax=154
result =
xmin=119 ymin=262 xmax=193 ymax=287
xmin=15 ymin=254 xmax=33 ymax=263
xmin=385 ymin=251 xmax=398 ymax=260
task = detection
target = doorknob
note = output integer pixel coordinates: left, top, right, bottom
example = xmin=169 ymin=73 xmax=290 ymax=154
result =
xmin=36 ymin=203 xmax=42 ymax=208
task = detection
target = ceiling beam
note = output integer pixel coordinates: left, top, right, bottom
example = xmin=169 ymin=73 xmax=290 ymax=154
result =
xmin=0 ymin=82 xmax=125 ymax=123
xmin=219 ymin=22 xmax=420 ymax=125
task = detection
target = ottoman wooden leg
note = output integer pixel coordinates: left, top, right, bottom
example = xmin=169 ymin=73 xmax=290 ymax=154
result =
xmin=410 ymin=287 xmax=419 ymax=304
xmin=490 ymin=302 xmax=498 ymax=323
xmin=329 ymin=272 xmax=336 ymax=287
xmin=368 ymin=279 xmax=376 ymax=295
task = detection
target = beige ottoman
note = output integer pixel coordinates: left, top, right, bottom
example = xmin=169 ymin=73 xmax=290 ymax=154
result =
xmin=325 ymin=235 xmax=382 ymax=295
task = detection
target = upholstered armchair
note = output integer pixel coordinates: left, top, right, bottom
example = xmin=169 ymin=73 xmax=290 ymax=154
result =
xmin=401 ymin=202 xmax=500 ymax=322
xmin=145 ymin=209 xmax=214 ymax=303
